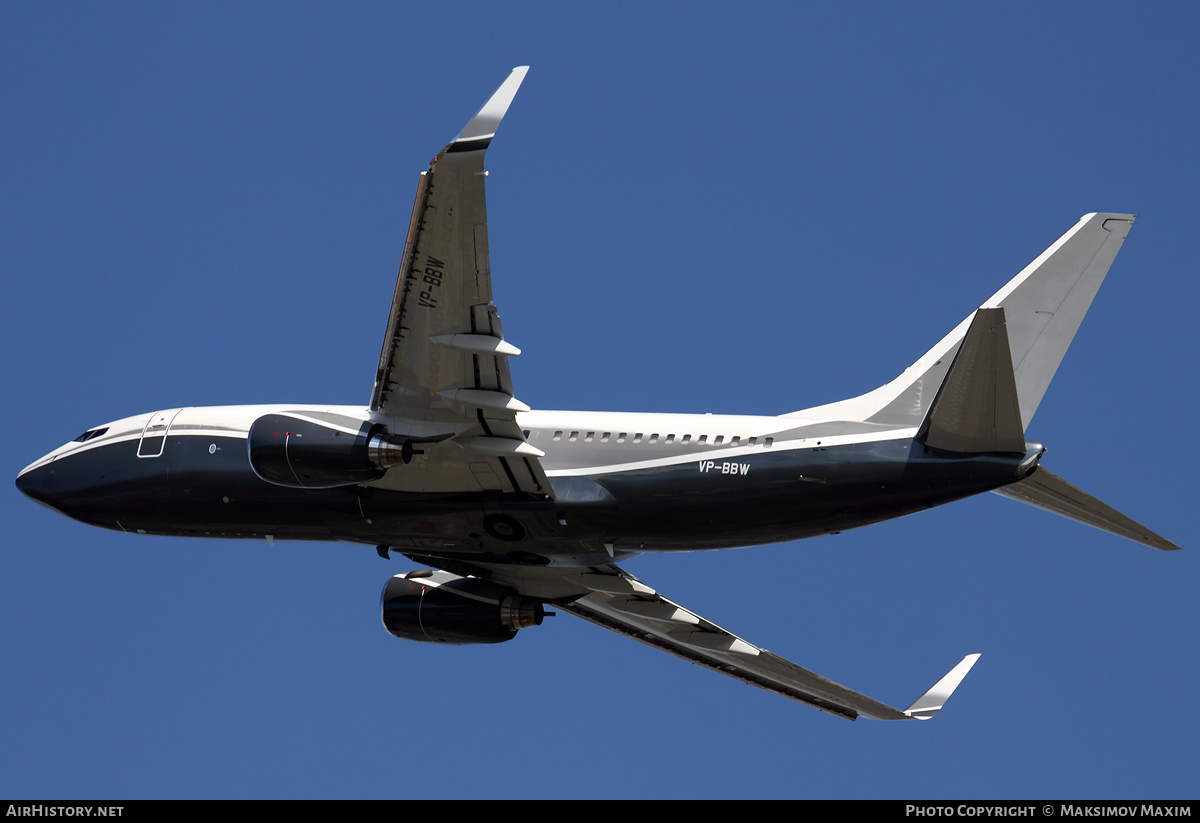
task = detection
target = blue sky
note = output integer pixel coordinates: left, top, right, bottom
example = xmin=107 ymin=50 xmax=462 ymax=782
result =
xmin=2 ymin=2 xmax=1196 ymax=799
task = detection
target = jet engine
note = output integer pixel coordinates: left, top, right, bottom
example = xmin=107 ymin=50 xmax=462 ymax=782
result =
xmin=247 ymin=413 xmax=410 ymax=488
xmin=381 ymin=570 xmax=546 ymax=644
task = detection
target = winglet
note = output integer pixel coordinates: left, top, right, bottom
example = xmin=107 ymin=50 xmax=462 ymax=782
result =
xmin=445 ymin=66 xmax=530 ymax=154
xmin=903 ymin=653 xmax=981 ymax=720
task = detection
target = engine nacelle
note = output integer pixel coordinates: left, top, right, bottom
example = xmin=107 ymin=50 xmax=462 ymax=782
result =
xmin=248 ymin=413 xmax=408 ymax=489
xmin=381 ymin=570 xmax=546 ymax=644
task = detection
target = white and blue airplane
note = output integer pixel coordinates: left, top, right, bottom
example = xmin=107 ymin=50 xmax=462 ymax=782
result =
xmin=15 ymin=68 xmax=1179 ymax=721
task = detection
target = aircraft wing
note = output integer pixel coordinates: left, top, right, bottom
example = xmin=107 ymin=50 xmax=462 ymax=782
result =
xmin=369 ymin=68 xmax=550 ymax=496
xmin=420 ymin=558 xmax=980 ymax=721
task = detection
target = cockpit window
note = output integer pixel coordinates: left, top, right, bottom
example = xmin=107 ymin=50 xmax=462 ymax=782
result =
xmin=73 ymin=427 xmax=108 ymax=443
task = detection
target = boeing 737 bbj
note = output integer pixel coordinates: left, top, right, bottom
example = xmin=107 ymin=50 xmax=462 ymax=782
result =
xmin=15 ymin=68 xmax=1179 ymax=721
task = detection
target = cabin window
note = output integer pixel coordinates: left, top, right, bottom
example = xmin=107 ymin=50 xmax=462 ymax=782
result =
xmin=601 ymin=432 xmax=610 ymax=443
xmin=730 ymin=436 xmax=741 ymax=446
xmin=665 ymin=434 xmax=675 ymax=444
xmin=764 ymin=437 xmax=774 ymax=448
xmin=698 ymin=435 xmax=707 ymax=444
xmin=633 ymin=433 xmax=643 ymax=444
xmin=585 ymin=432 xmax=594 ymax=443
xmin=617 ymin=433 xmax=627 ymax=443
xmin=682 ymin=434 xmax=691 ymax=443
xmin=649 ymin=433 xmax=659 ymax=444
xmin=553 ymin=431 xmax=563 ymax=441
xmin=714 ymin=435 xmax=724 ymax=445
xmin=569 ymin=431 xmax=578 ymax=442
xmin=748 ymin=437 xmax=757 ymax=446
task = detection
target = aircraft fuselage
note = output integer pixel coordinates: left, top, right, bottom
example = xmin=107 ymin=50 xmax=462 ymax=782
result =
xmin=17 ymin=404 xmax=1037 ymax=567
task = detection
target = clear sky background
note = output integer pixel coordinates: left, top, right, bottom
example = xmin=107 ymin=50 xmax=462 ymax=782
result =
xmin=2 ymin=2 xmax=1196 ymax=800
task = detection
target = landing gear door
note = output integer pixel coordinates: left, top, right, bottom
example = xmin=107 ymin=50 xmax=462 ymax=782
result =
xmin=137 ymin=409 xmax=183 ymax=458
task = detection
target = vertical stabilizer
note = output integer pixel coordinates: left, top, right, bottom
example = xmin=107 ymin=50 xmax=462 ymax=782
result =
xmin=789 ymin=214 xmax=1135 ymax=428
xmin=916 ymin=308 xmax=1026 ymax=453
xmin=981 ymin=213 xmax=1134 ymax=429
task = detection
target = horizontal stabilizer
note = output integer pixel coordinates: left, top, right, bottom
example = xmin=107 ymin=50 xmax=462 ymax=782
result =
xmin=917 ymin=308 xmax=1026 ymax=454
xmin=904 ymin=654 xmax=982 ymax=720
xmin=994 ymin=468 xmax=1180 ymax=551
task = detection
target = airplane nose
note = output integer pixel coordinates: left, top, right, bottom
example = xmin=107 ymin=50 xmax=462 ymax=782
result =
xmin=17 ymin=452 xmax=126 ymax=528
xmin=16 ymin=462 xmax=57 ymax=508
xmin=16 ymin=465 xmax=38 ymax=497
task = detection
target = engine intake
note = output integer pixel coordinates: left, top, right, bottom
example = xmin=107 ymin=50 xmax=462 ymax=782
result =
xmin=381 ymin=571 xmax=546 ymax=644
xmin=248 ymin=413 xmax=409 ymax=488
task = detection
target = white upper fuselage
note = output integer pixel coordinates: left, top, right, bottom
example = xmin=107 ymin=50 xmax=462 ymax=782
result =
xmin=20 ymin=403 xmax=918 ymax=484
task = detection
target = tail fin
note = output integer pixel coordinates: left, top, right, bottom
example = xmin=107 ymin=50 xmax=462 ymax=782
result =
xmin=915 ymin=307 xmax=1026 ymax=454
xmin=791 ymin=214 xmax=1135 ymax=428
